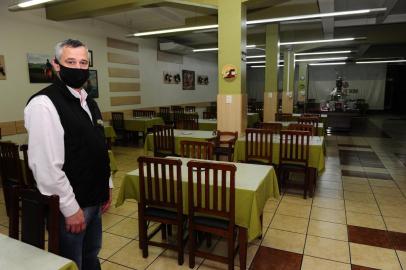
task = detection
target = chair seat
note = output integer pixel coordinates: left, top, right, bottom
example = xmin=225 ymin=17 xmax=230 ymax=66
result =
xmin=214 ymin=147 xmax=233 ymax=154
xmin=194 ymin=216 xmax=229 ymax=230
xmin=145 ymin=207 xmax=179 ymax=220
xmin=279 ymin=163 xmax=307 ymax=171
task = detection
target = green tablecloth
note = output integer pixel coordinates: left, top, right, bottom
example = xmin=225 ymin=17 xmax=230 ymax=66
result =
xmin=124 ymin=117 xmax=164 ymax=133
xmin=108 ymin=150 xmax=118 ymax=173
xmin=234 ymin=135 xmax=325 ymax=172
xmin=199 ymin=119 xmax=217 ymax=131
xmin=144 ymin=129 xmax=216 ymax=154
xmin=116 ymin=157 xmax=279 ymax=241
xmin=247 ymin=113 xmax=260 ymax=127
xmin=104 ymin=126 xmax=117 ymax=139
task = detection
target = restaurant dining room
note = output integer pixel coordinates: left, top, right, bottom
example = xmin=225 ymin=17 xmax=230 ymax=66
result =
xmin=1 ymin=0 xmax=406 ymax=269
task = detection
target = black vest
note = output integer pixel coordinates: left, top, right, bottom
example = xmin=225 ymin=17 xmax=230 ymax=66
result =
xmin=28 ymin=78 xmax=110 ymax=207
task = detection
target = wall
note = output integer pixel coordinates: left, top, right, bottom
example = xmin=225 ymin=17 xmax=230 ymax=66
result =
xmin=308 ymin=64 xmax=387 ymax=110
xmin=246 ymin=67 xmax=284 ymax=101
xmin=0 ymin=2 xmax=218 ymax=126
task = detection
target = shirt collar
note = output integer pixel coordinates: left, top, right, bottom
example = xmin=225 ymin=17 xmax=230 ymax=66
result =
xmin=66 ymin=86 xmax=88 ymax=103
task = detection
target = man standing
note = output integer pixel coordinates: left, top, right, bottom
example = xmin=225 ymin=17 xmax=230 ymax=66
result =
xmin=24 ymin=39 xmax=112 ymax=270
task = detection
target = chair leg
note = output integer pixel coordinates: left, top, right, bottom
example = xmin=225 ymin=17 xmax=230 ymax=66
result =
xmin=139 ymin=218 xmax=148 ymax=258
xmin=167 ymin=224 xmax=172 ymax=236
xmin=303 ymin=170 xmax=309 ymax=199
xmin=189 ymin=226 xmax=196 ymax=268
xmin=177 ymin=221 xmax=184 ymax=265
xmin=227 ymin=234 xmax=234 ymax=270
xmin=206 ymin=233 xmax=212 ymax=248
xmin=161 ymin=224 xmax=167 ymax=240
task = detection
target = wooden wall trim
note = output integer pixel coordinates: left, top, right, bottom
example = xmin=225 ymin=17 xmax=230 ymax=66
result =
xmin=110 ymin=96 xmax=141 ymax=106
xmin=108 ymin=52 xmax=139 ymax=65
xmin=108 ymin=68 xmax=139 ymax=78
xmin=109 ymin=82 xmax=140 ymax=92
xmin=107 ymin=38 xmax=139 ymax=52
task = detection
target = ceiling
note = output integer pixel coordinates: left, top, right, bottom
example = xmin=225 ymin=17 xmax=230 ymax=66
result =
xmin=12 ymin=0 xmax=406 ymax=60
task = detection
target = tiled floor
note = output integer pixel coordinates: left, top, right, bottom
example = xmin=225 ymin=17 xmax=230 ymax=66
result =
xmin=1 ymin=114 xmax=406 ymax=269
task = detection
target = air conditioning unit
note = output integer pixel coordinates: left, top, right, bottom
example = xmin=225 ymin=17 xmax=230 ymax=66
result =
xmin=159 ymin=41 xmax=193 ymax=55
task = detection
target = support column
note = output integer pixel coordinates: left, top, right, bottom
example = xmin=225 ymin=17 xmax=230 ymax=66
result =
xmin=263 ymin=24 xmax=280 ymax=122
xmin=297 ymin=63 xmax=308 ymax=105
xmin=217 ymin=0 xmax=247 ymax=134
xmin=282 ymin=49 xmax=295 ymax=113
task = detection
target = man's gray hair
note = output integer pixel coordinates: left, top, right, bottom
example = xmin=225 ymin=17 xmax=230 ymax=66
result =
xmin=55 ymin=39 xmax=88 ymax=61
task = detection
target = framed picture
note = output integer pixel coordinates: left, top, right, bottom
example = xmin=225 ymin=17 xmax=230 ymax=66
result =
xmin=0 ymin=55 xmax=6 ymax=80
xmin=88 ymin=50 xmax=93 ymax=67
xmin=182 ymin=70 xmax=195 ymax=90
xmin=163 ymin=71 xmax=181 ymax=84
xmin=197 ymin=75 xmax=209 ymax=85
xmin=27 ymin=53 xmax=54 ymax=83
xmin=85 ymin=70 xmax=98 ymax=98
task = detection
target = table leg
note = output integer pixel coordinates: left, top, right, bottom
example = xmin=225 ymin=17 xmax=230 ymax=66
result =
xmin=238 ymin=227 xmax=247 ymax=270
xmin=309 ymin=168 xmax=317 ymax=197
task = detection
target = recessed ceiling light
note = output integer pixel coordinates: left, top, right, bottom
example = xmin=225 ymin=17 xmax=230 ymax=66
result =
xmin=309 ymin=62 xmax=347 ymax=66
xmin=295 ymin=57 xmax=348 ymax=62
xmin=295 ymin=50 xmax=352 ymax=56
xmin=356 ymin=59 xmax=406 ymax=64
xmin=280 ymin=38 xmax=356 ymax=46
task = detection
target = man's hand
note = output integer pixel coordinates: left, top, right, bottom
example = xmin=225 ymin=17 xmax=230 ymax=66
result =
xmin=65 ymin=209 xmax=86 ymax=234
xmin=101 ymin=188 xmax=113 ymax=214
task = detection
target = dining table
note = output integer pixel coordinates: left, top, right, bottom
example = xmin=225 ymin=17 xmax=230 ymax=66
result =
xmin=265 ymin=121 xmax=325 ymax=135
xmin=198 ymin=119 xmax=217 ymax=131
xmin=143 ymin=129 xmax=216 ymax=155
xmin=124 ymin=117 xmax=165 ymax=134
xmin=104 ymin=125 xmax=117 ymax=141
xmin=115 ymin=156 xmax=279 ymax=270
xmin=0 ymin=234 xmax=78 ymax=270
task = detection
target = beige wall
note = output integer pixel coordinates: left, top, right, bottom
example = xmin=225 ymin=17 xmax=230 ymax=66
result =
xmin=0 ymin=3 xmax=218 ymax=125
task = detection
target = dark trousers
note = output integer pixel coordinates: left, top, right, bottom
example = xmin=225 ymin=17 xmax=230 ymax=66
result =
xmin=59 ymin=205 xmax=102 ymax=270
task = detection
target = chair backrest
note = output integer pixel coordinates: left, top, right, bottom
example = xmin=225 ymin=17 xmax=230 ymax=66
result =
xmin=203 ymin=111 xmax=216 ymax=119
xmin=245 ymin=128 xmax=274 ymax=164
xmin=275 ymin=113 xmax=293 ymax=121
xmin=159 ymin=107 xmax=170 ymax=113
xmin=158 ymin=107 xmax=171 ymax=124
xmin=258 ymin=122 xmax=283 ymax=134
xmin=180 ymin=140 xmax=214 ymax=160
xmin=0 ymin=142 xmax=25 ymax=216
xmin=279 ymin=130 xmax=310 ymax=166
xmin=138 ymin=156 xmax=183 ymax=213
xmin=111 ymin=112 xmax=125 ymax=130
xmin=9 ymin=186 xmax=60 ymax=255
xmin=187 ymin=160 xmax=236 ymax=226
xmin=214 ymin=131 xmax=238 ymax=148
xmin=133 ymin=110 xmax=156 ymax=118
xmin=297 ymin=116 xmax=319 ymax=135
xmin=20 ymin=144 xmax=36 ymax=188
xmin=287 ymin=123 xmax=315 ymax=135
xmin=176 ymin=114 xmax=199 ymax=130
xmin=171 ymin=106 xmax=183 ymax=112
xmin=302 ymin=113 xmax=321 ymax=118
xmin=185 ymin=106 xmax=195 ymax=112
xmin=153 ymin=125 xmax=176 ymax=156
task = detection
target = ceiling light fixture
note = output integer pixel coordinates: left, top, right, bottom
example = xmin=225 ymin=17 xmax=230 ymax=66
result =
xmin=280 ymin=37 xmax=356 ymax=46
xmin=193 ymin=44 xmax=258 ymax=53
xmin=128 ymin=8 xmax=386 ymax=37
xmin=246 ymin=55 xmax=266 ymax=59
xmin=248 ymin=8 xmax=385 ymax=25
xmin=356 ymin=59 xmax=406 ymax=64
xmin=295 ymin=50 xmax=352 ymax=56
xmin=250 ymin=65 xmax=284 ymax=68
xmin=309 ymin=62 xmax=347 ymax=66
xmin=295 ymin=57 xmax=348 ymax=62
xmin=8 ymin=0 xmax=54 ymax=9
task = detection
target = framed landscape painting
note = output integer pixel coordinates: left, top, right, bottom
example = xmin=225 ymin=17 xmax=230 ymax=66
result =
xmin=27 ymin=53 xmax=54 ymax=83
xmin=85 ymin=69 xmax=99 ymax=98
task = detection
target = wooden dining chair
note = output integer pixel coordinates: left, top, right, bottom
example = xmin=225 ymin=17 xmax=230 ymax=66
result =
xmin=137 ymin=156 xmax=185 ymax=265
xmin=20 ymin=144 xmax=36 ymax=188
xmin=180 ymin=140 xmax=214 ymax=160
xmin=212 ymin=131 xmax=238 ymax=162
xmin=171 ymin=105 xmax=183 ymax=112
xmin=158 ymin=107 xmax=171 ymax=125
xmin=298 ymin=116 xmax=319 ymax=135
xmin=275 ymin=113 xmax=293 ymax=121
xmin=287 ymin=123 xmax=315 ymax=136
xmin=258 ymin=122 xmax=283 ymax=134
xmin=0 ymin=142 xmax=25 ymax=216
xmin=278 ymin=130 xmax=311 ymax=199
xmin=185 ymin=106 xmax=196 ymax=112
xmin=302 ymin=113 xmax=321 ymax=118
xmin=9 ymin=186 xmax=60 ymax=255
xmin=203 ymin=111 xmax=216 ymax=119
xmin=187 ymin=160 xmax=238 ymax=270
xmin=245 ymin=128 xmax=274 ymax=165
xmin=152 ymin=125 xmax=177 ymax=157
xmin=111 ymin=112 xmax=128 ymax=145
xmin=176 ymin=114 xmax=199 ymax=130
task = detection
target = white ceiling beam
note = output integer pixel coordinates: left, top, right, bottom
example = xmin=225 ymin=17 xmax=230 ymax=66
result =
xmin=376 ymin=0 xmax=398 ymax=24
xmin=318 ymin=0 xmax=334 ymax=39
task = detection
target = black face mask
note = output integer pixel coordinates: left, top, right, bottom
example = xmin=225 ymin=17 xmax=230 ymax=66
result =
xmin=56 ymin=59 xmax=89 ymax=88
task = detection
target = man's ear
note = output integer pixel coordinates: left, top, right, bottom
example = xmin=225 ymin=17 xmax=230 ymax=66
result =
xmin=51 ymin=57 xmax=60 ymax=72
